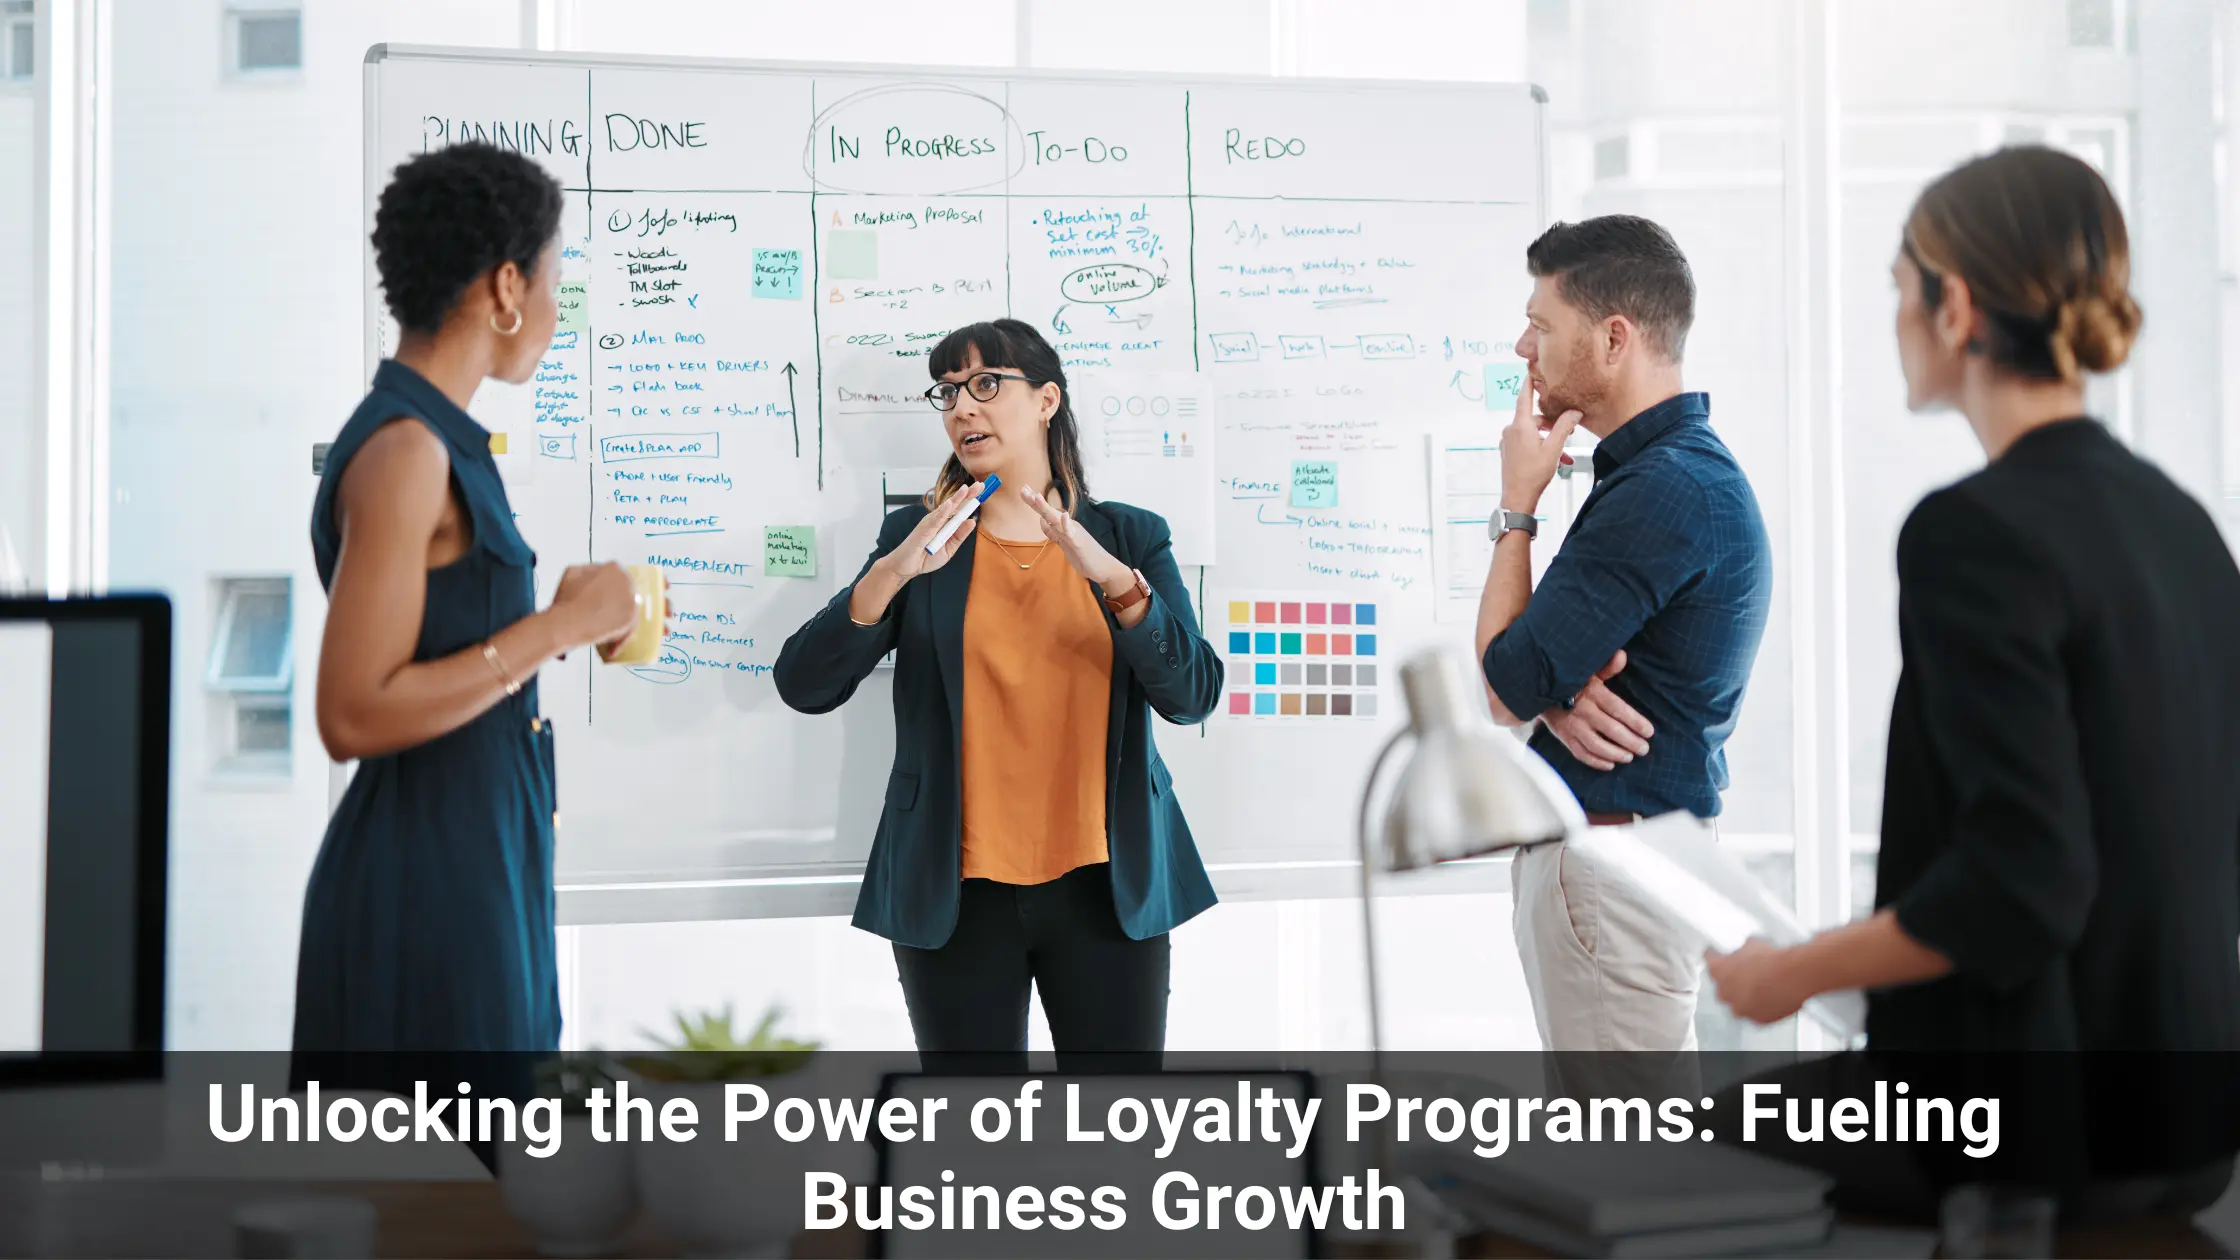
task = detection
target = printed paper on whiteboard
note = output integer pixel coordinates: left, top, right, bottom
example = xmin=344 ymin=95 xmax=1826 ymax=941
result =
xmin=1073 ymin=373 xmax=1215 ymax=565
xmin=1428 ymin=436 xmax=1503 ymax=624
xmin=1570 ymin=812 xmax=1868 ymax=1042
xmin=1426 ymin=434 xmax=1589 ymax=623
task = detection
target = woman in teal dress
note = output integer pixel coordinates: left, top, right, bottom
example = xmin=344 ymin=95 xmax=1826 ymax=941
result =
xmin=294 ymin=142 xmax=642 ymax=1074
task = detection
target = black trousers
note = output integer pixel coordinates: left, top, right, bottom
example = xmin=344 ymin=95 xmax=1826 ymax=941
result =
xmin=892 ymin=863 xmax=1169 ymax=1074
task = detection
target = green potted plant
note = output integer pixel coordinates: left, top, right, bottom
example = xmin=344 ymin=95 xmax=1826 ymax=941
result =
xmin=621 ymin=1004 xmax=819 ymax=1083
xmin=623 ymin=1005 xmax=834 ymax=1255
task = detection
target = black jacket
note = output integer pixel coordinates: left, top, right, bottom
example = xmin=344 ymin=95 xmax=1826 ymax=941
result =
xmin=1872 ymin=418 xmax=2240 ymax=1053
xmin=774 ymin=498 xmax=1222 ymax=948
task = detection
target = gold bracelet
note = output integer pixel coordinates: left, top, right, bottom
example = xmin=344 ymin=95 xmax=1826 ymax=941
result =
xmin=481 ymin=641 xmax=522 ymax=696
xmin=847 ymin=571 xmax=893 ymax=627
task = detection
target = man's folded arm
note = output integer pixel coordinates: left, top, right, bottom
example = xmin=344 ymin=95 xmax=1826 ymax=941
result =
xmin=1481 ymin=480 xmax=1707 ymax=725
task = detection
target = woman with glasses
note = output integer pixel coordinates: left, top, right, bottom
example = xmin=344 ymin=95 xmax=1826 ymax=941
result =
xmin=776 ymin=318 xmax=1222 ymax=1069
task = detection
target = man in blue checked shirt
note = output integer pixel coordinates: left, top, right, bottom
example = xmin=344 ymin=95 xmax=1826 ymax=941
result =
xmin=1476 ymin=216 xmax=1773 ymax=1058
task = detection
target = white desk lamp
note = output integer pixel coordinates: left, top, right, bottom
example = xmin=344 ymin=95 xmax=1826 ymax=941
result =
xmin=1343 ymin=645 xmax=1586 ymax=1250
xmin=1355 ymin=645 xmax=1587 ymax=1057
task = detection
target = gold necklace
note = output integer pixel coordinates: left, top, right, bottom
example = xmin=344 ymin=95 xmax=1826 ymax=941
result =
xmin=982 ymin=534 xmax=1052 ymax=570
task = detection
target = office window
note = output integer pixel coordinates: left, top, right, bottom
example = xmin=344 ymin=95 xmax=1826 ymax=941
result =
xmin=206 ymin=577 xmax=291 ymax=773
xmin=1592 ymin=133 xmax=1629 ymax=181
xmin=2059 ymin=124 xmax=2119 ymax=178
xmin=2066 ymin=0 xmax=2123 ymax=50
xmin=4 ymin=1 xmax=31 ymax=84
xmin=1526 ymin=0 xmax=1572 ymax=42
xmin=208 ymin=578 xmax=292 ymax=692
xmin=1657 ymin=124 xmax=1782 ymax=179
xmin=227 ymin=6 xmax=302 ymax=75
xmin=231 ymin=696 xmax=292 ymax=755
xmin=0 ymin=529 xmax=24 ymax=591
xmin=1 ymin=0 xmax=27 ymax=592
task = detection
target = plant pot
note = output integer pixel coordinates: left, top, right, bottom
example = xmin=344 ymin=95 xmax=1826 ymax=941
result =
xmin=499 ymin=1114 xmax=639 ymax=1258
xmin=630 ymin=1076 xmax=852 ymax=1259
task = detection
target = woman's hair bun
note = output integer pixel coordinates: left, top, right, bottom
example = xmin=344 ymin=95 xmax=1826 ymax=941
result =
xmin=2051 ymin=287 xmax=2142 ymax=379
xmin=1906 ymin=145 xmax=2141 ymax=384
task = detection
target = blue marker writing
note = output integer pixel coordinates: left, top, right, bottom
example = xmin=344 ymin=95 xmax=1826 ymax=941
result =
xmin=925 ymin=475 xmax=999 ymax=555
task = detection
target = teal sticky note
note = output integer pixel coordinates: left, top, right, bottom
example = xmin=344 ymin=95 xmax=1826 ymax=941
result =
xmin=1485 ymin=362 xmax=1526 ymax=411
xmin=1290 ymin=460 xmax=1338 ymax=509
xmin=752 ymin=249 xmax=804 ymax=300
xmin=763 ymin=525 xmax=817 ymax=577
xmin=825 ymin=230 xmax=877 ymax=280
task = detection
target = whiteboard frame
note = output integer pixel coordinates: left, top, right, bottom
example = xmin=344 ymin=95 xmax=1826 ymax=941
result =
xmin=359 ymin=42 xmax=1549 ymax=925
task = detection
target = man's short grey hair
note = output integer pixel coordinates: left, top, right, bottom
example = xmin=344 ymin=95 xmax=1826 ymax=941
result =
xmin=1526 ymin=215 xmax=1696 ymax=361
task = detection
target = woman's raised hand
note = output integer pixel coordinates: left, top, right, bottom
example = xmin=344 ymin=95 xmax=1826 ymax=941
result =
xmin=1019 ymin=484 xmax=1129 ymax=589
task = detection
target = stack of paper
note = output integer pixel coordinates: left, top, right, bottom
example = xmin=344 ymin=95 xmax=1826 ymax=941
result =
xmin=1568 ymin=812 xmax=1867 ymax=1042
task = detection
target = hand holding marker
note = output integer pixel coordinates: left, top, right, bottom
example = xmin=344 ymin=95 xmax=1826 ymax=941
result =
xmin=925 ymin=475 xmax=999 ymax=555
xmin=845 ymin=479 xmax=990 ymax=626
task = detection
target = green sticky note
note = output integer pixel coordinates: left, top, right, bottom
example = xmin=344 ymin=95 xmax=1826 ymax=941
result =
xmin=557 ymin=279 xmax=588 ymax=333
xmin=826 ymin=229 xmax=877 ymax=280
xmin=764 ymin=525 xmax=817 ymax=577
xmin=1290 ymin=460 xmax=1338 ymax=509
xmin=753 ymin=248 xmax=803 ymax=300
xmin=1485 ymin=362 xmax=1525 ymax=411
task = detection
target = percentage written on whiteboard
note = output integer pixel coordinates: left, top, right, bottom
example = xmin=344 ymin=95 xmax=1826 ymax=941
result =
xmin=1485 ymin=363 xmax=1526 ymax=411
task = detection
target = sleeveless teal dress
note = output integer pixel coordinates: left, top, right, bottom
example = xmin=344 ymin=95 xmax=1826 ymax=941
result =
xmin=293 ymin=360 xmax=561 ymax=1058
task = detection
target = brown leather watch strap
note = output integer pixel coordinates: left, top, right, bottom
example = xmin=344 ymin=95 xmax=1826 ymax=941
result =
xmin=1102 ymin=568 xmax=1151 ymax=612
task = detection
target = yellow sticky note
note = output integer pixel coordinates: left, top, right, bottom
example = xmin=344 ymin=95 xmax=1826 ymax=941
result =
xmin=1228 ymin=601 xmax=1250 ymax=624
xmin=488 ymin=432 xmax=509 ymax=455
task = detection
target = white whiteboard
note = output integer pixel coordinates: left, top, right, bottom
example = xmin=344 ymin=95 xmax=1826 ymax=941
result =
xmin=362 ymin=46 xmax=1547 ymax=921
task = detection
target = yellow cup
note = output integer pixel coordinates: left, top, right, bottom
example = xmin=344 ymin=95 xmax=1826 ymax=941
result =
xmin=598 ymin=564 xmax=666 ymax=665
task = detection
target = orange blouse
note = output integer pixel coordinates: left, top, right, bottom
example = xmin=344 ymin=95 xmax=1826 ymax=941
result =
xmin=958 ymin=533 xmax=1114 ymax=884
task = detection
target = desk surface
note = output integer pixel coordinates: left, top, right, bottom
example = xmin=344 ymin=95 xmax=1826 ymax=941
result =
xmin=0 ymin=1177 xmax=2229 ymax=1259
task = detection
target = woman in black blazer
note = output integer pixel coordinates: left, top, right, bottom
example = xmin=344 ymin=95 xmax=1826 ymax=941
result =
xmin=775 ymin=319 xmax=1221 ymax=1069
xmin=1706 ymin=147 xmax=2240 ymax=1217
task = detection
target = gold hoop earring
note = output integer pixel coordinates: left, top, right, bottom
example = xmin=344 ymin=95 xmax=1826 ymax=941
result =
xmin=490 ymin=309 xmax=523 ymax=336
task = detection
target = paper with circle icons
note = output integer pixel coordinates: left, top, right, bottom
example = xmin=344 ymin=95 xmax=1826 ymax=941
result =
xmin=1070 ymin=372 xmax=1215 ymax=565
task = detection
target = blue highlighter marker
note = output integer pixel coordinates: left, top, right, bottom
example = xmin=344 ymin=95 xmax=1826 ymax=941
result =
xmin=925 ymin=474 xmax=999 ymax=555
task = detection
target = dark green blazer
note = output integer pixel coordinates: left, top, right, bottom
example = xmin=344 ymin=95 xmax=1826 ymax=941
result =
xmin=774 ymin=498 xmax=1222 ymax=948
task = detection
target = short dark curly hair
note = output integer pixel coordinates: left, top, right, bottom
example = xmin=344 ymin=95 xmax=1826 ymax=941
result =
xmin=372 ymin=142 xmax=564 ymax=335
xmin=1526 ymin=215 xmax=1695 ymax=361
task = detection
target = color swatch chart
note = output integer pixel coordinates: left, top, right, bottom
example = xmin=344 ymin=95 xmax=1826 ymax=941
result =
xmin=1222 ymin=594 xmax=1381 ymax=721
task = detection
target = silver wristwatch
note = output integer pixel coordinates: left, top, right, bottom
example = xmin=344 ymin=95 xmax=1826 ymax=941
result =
xmin=1489 ymin=509 xmax=1538 ymax=541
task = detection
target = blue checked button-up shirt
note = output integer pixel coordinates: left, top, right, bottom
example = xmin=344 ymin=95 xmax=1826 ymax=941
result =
xmin=1481 ymin=392 xmax=1772 ymax=819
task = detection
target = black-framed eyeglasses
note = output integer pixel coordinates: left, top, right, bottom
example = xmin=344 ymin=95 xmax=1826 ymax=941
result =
xmin=925 ymin=371 xmax=1035 ymax=411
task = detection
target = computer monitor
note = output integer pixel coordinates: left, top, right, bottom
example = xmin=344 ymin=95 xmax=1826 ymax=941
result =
xmin=0 ymin=595 xmax=170 ymax=1077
